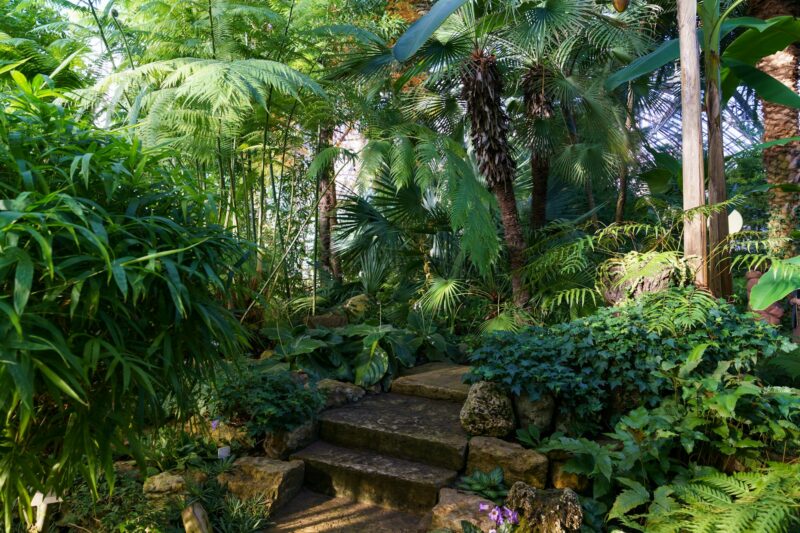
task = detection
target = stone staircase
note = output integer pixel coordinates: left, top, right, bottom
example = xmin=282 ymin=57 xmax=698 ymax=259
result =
xmin=290 ymin=363 xmax=471 ymax=517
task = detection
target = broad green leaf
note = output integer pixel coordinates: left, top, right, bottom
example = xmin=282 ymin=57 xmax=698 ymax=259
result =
xmin=723 ymin=16 xmax=800 ymax=66
xmin=749 ymin=258 xmax=800 ymax=310
xmin=606 ymin=38 xmax=679 ymax=91
xmin=13 ymin=251 xmax=33 ymax=315
xmin=608 ymin=482 xmax=650 ymax=520
xmin=392 ymin=0 xmax=469 ymax=62
xmin=679 ymin=343 xmax=711 ymax=378
xmin=354 ymin=341 xmax=389 ymax=387
xmin=111 ymin=261 xmax=128 ymax=298
xmin=724 ymin=58 xmax=800 ymax=109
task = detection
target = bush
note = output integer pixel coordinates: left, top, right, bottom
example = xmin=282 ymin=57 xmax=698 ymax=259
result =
xmin=467 ymin=289 xmax=794 ymax=424
xmin=211 ymin=363 xmax=323 ymax=438
xmin=0 ymin=74 xmax=247 ymax=526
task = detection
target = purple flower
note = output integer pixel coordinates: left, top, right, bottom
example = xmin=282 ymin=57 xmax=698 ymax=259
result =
xmin=503 ymin=507 xmax=519 ymax=525
xmin=211 ymin=418 xmax=220 ymax=430
xmin=479 ymin=502 xmax=490 ymax=512
xmin=489 ymin=529 xmax=497 ymax=533
xmin=489 ymin=506 xmax=502 ymax=524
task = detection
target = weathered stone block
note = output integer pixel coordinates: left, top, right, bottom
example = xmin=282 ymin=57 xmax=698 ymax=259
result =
xmin=318 ymin=379 xmax=365 ymax=409
xmin=506 ymin=482 xmax=582 ymax=533
xmin=550 ymin=461 xmax=589 ymax=493
xmin=460 ymin=382 xmax=515 ymax=437
xmin=263 ymin=420 xmax=318 ymax=459
xmin=430 ymin=488 xmax=496 ymax=532
xmin=467 ymin=437 xmax=548 ymax=489
xmin=513 ymin=392 xmax=555 ymax=431
xmin=217 ymin=456 xmax=304 ymax=512
xmin=181 ymin=502 xmax=212 ymax=533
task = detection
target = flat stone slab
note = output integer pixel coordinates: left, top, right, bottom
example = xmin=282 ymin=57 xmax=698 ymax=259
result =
xmin=267 ymin=489 xmax=424 ymax=532
xmin=467 ymin=437 xmax=548 ymax=489
xmin=291 ymin=441 xmax=458 ymax=514
xmin=319 ymin=393 xmax=468 ymax=470
xmin=392 ymin=363 xmax=471 ymax=402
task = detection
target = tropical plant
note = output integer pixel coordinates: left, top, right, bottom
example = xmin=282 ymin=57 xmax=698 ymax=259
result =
xmin=457 ymin=467 xmax=508 ymax=504
xmin=467 ymin=288 xmax=794 ymax=425
xmin=210 ymin=363 xmax=323 ymax=438
xmin=0 ymin=72 xmax=247 ymax=528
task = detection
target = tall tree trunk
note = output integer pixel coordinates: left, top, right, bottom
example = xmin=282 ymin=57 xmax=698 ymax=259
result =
xmin=462 ymin=49 xmax=529 ymax=306
xmin=750 ymin=0 xmax=800 ymax=259
xmin=318 ymin=124 xmax=341 ymax=280
xmin=615 ymin=84 xmax=635 ymax=224
xmin=706 ymin=42 xmax=733 ymax=298
xmin=523 ymin=65 xmax=552 ymax=230
xmin=530 ymin=154 xmax=549 ymax=229
xmin=677 ymin=0 xmax=708 ymax=288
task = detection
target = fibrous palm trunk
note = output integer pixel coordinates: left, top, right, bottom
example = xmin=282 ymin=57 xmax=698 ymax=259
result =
xmin=318 ymin=124 xmax=341 ymax=280
xmin=749 ymin=0 xmax=800 ymax=259
xmin=523 ymin=65 xmax=553 ymax=230
xmin=462 ymin=49 xmax=529 ymax=306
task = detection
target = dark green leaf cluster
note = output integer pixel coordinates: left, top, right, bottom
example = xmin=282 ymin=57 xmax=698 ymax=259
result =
xmin=457 ymin=467 xmax=508 ymax=504
xmin=212 ymin=365 xmax=323 ymax=437
xmin=467 ymin=289 xmax=792 ymax=423
xmin=264 ymin=320 xmax=453 ymax=387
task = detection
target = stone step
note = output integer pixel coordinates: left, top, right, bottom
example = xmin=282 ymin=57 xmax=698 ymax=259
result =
xmin=391 ymin=362 xmax=471 ymax=402
xmin=291 ymin=442 xmax=458 ymax=515
xmin=318 ymin=393 xmax=468 ymax=470
xmin=267 ymin=489 xmax=425 ymax=532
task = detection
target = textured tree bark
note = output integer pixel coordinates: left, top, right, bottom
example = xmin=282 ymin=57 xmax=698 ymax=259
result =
xmin=318 ymin=124 xmax=341 ymax=280
xmin=524 ymin=65 xmax=553 ymax=230
xmin=677 ymin=0 xmax=708 ymax=288
xmin=462 ymin=49 xmax=529 ymax=306
xmin=615 ymin=85 xmax=635 ymax=224
xmin=530 ymin=154 xmax=549 ymax=230
xmin=749 ymin=0 xmax=800 ymax=259
xmin=706 ymin=48 xmax=733 ymax=298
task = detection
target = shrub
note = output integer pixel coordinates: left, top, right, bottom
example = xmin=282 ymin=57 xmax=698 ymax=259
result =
xmin=467 ymin=289 xmax=795 ymax=424
xmin=0 ymin=73 xmax=247 ymax=527
xmin=211 ymin=363 xmax=323 ymax=438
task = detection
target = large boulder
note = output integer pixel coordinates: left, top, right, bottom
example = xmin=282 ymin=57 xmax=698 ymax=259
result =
xmin=513 ymin=392 xmax=555 ymax=431
xmin=181 ymin=502 xmax=212 ymax=533
xmin=467 ymin=437 xmax=548 ymax=489
xmin=143 ymin=472 xmax=188 ymax=507
xmin=318 ymin=379 xmax=365 ymax=409
xmin=460 ymin=382 xmax=515 ymax=437
xmin=217 ymin=457 xmax=303 ymax=512
xmin=430 ymin=488 xmax=496 ymax=532
xmin=263 ymin=420 xmax=318 ymax=459
xmin=506 ymin=482 xmax=582 ymax=533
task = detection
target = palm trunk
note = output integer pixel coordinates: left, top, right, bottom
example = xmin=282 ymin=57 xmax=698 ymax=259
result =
xmin=677 ymin=0 xmax=708 ymax=288
xmin=523 ymin=65 xmax=552 ymax=230
xmin=706 ymin=47 xmax=733 ymax=298
xmin=318 ymin=124 xmax=341 ymax=280
xmin=615 ymin=85 xmax=635 ymax=224
xmin=750 ymin=0 xmax=800 ymax=259
xmin=530 ymin=154 xmax=549 ymax=229
xmin=462 ymin=49 xmax=529 ymax=306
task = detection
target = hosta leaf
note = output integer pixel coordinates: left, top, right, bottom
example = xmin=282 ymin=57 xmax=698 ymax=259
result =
xmin=354 ymin=341 xmax=389 ymax=387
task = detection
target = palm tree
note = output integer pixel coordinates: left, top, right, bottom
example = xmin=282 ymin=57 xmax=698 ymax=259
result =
xmin=317 ymin=123 xmax=342 ymax=280
xmin=749 ymin=0 xmax=800 ymax=259
xmin=462 ymin=48 xmax=530 ymax=306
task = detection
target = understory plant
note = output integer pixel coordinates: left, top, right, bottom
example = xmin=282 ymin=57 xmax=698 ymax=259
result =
xmin=263 ymin=319 xmax=453 ymax=387
xmin=0 ymin=73 xmax=247 ymax=527
xmin=536 ymin=344 xmax=800 ymax=531
xmin=467 ymin=288 xmax=794 ymax=426
xmin=210 ymin=362 xmax=323 ymax=439
xmin=457 ymin=468 xmax=508 ymax=504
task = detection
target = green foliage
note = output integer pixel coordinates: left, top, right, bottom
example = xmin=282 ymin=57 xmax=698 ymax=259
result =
xmin=211 ymin=363 xmax=323 ymax=438
xmin=468 ymin=289 xmax=791 ymax=424
xmin=516 ymin=425 xmax=542 ymax=449
xmin=0 ymin=74 xmax=247 ymax=527
xmin=630 ymin=464 xmax=800 ymax=533
xmin=264 ymin=320 xmax=453 ymax=387
xmin=750 ymin=256 xmax=800 ymax=311
xmin=457 ymin=468 xmax=508 ymax=504
xmin=537 ymin=344 xmax=800 ymax=528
